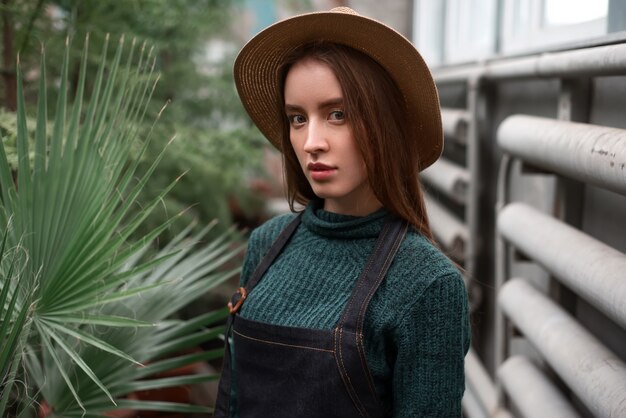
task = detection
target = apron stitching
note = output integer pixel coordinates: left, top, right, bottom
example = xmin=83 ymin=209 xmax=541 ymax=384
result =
xmin=339 ymin=222 xmax=391 ymax=329
xmin=354 ymin=329 xmax=379 ymax=412
xmin=356 ymin=262 xmax=384 ymax=402
xmin=356 ymin=222 xmax=407 ymax=401
xmin=356 ymin=221 xmax=407 ymax=332
xmin=233 ymin=328 xmax=335 ymax=353
xmin=219 ymin=215 xmax=403 ymax=417
xmin=356 ymin=222 xmax=407 ymax=330
xmin=356 ymin=232 xmax=397 ymax=328
xmin=336 ymin=326 xmax=369 ymax=418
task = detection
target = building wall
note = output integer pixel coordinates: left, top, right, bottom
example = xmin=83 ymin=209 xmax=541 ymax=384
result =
xmin=346 ymin=0 xmax=413 ymax=37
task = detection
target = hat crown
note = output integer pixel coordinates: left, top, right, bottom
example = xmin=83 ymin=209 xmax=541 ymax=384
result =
xmin=329 ymin=7 xmax=358 ymax=16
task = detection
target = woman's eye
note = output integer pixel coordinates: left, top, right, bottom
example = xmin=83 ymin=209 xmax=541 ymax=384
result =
xmin=289 ymin=114 xmax=306 ymax=126
xmin=329 ymin=110 xmax=345 ymax=121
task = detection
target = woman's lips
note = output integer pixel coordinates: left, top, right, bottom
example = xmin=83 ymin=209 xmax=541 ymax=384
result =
xmin=308 ymin=162 xmax=336 ymax=181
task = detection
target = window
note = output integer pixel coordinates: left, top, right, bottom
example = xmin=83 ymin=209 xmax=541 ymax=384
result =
xmin=413 ymin=0 xmax=497 ymax=66
xmin=501 ymin=0 xmax=609 ymax=54
xmin=444 ymin=0 xmax=498 ymax=64
xmin=412 ymin=0 xmax=613 ymax=66
xmin=543 ymin=0 xmax=607 ymax=27
xmin=412 ymin=0 xmax=446 ymax=67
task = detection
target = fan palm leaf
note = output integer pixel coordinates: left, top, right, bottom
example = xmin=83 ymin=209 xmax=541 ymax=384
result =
xmin=0 ymin=34 xmax=241 ymax=416
xmin=0 ymin=228 xmax=37 ymax=417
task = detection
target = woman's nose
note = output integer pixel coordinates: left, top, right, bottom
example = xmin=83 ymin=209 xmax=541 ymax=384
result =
xmin=303 ymin=119 xmax=329 ymax=153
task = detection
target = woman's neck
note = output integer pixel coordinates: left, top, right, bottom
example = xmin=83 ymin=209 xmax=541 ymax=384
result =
xmin=301 ymin=199 xmax=389 ymax=240
xmin=323 ymin=196 xmax=382 ymax=217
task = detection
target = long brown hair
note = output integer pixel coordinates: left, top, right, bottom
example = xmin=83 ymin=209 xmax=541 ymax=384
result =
xmin=278 ymin=42 xmax=433 ymax=239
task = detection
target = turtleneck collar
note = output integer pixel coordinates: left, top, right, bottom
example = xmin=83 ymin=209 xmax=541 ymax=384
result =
xmin=300 ymin=199 xmax=389 ymax=239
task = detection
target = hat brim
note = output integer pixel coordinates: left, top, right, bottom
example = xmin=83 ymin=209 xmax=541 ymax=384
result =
xmin=234 ymin=9 xmax=443 ymax=170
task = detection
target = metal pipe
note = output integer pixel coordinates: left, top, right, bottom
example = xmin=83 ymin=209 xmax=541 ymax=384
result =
xmin=498 ymin=356 xmax=581 ymax=418
xmin=497 ymin=115 xmax=626 ymax=196
xmin=498 ymin=202 xmax=626 ymax=329
xmin=462 ymin=390 xmax=513 ymax=418
xmin=420 ymin=158 xmax=469 ymax=204
xmin=498 ymin=278 xmax=626 ymax=418
xmin=435 ymin=43 xmax=626 ymax=83
xmin=465 ymin=348 xmax=497 ymax=416
xmin=494 ymin=154 xmax=514 ymax=404
xmin=424 ymin=194 xmax=468 ymax=260
xmin=464 ymin=77 xmax=481 ymax=307
xmin=462 ymin=375 xmax=513 ymax=418
xmin=441 ymin=108 xmax=469 ymax=145
xmin=462 ymin=389 xmax=489 ymax=418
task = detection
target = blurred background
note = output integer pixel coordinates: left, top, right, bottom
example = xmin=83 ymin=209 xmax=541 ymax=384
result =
xmin=1 ymin=0 xmax=625 ymax=417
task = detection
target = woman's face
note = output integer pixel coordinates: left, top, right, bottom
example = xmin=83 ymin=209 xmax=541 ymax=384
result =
xmin=284 ymin=58 xmax=380 ymax=216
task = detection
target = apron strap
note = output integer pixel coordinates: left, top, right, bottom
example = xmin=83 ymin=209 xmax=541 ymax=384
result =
xmin=217 ymin=214 xmax=303 ymax=417
xmin=337 ymin=216 xmax=408 ymax=333
xmin=228 ymin=213 xmax=302 ymax=314
xmin=334 ymin=216 xmax=408 ymax=417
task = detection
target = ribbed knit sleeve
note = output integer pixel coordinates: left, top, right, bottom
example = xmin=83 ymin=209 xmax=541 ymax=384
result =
xmin=392 ymin=272 xmax=470 ymax=417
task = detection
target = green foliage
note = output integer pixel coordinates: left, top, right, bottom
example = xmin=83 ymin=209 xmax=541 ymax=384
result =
xmin=0 ymin=35 xmax=243 ymax=417
xmin=0 ymin=230 xmax=37 ymax=415
xmin=137 ymin=123 xmax=267 ymax=243
xmin=5 ymin=0 xmax=270 ymax=245
xmin=0 ymin=109 xmax=35 ymax=168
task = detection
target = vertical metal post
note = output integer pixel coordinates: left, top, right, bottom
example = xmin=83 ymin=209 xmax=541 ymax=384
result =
xmin=494 ymin=153 xmax=514 ymax=408
xmin=465 ymin=75 xmax=481 ymax=279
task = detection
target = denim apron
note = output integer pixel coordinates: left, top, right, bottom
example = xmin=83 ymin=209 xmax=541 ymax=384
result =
xmin=214 ymin=214 xmax=408 ymax=418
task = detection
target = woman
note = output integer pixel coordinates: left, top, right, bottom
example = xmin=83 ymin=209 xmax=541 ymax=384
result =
xmin=215 ymin=7 xmax=470 ymax=418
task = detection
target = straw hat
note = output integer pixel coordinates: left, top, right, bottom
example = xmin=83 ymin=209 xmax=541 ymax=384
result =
xmin=234 ymin=7 xmax=443 ymax=170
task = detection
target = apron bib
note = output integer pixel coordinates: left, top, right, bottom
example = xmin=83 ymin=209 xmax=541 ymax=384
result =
xmin=215 ymin=214 xmax=408 ymax=417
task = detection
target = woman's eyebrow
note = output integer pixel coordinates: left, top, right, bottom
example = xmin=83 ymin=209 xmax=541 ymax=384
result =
xmin=284 ymin=98 xmax=344 ymax=112
xmin=284 ymin=104 xmax=303 ymax=112
xmin=318 ymin=98 xmax=343 ymax=109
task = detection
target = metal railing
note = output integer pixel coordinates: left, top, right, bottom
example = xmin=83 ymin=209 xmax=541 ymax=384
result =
xmin=497 ymin=356 xmax=582 ymax=418
xmin=421 ymin=107 xmax=471 ymax=256
xmin=495 ymin=114 xmax=626 ymax=417
xmin=498 ymin=278 xmax=626 ymax=417
xmin=431 ymin=40 xmax=626 ymax=417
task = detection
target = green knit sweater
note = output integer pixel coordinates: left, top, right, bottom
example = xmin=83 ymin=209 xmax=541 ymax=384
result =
xmin=234 ymin=202 xmax=470 ymax=417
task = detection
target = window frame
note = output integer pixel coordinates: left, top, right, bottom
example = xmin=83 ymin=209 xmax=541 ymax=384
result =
xmin=500 ymin=0 xmax=608 ymax=55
